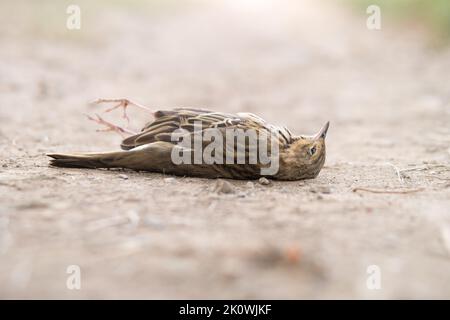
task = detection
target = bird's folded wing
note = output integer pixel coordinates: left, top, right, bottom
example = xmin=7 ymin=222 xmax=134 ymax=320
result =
xmin=120 ymin=108 xmax=293 ymax=151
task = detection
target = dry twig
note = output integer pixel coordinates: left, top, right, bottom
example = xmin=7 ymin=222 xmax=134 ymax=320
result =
xmin=424 ymin=175 xmax=450 ymax=181
xmin=352 ymin=187 xmax=424 ymax=194
xmin=386 ymin=162 xmax=404 ymax=183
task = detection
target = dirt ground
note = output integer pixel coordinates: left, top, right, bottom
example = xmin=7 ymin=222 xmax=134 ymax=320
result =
xmin=1 ymin=0 xmax=450 ymax=299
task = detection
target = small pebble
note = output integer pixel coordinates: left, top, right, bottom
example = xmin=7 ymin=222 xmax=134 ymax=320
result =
xmin=164 ymin=177 xmax=176 ymax=183
xmin=118 ymin=174 xmax=129 ymax=180
xmin=319 ymin=186 xmax=331 ymax=194
xmin=258 ymin=177 xmax=270 ymax=185
xmin=309 ymin=186 xmax=331 ymax=194
xmin=246 ymin=181 xmax=255 ymax=188
xmin=214 ymin=179 xmax=235 ymax=194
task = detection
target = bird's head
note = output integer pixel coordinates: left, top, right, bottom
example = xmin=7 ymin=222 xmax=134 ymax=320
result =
xmin=277 ymin=122 xmax=329 ymax=180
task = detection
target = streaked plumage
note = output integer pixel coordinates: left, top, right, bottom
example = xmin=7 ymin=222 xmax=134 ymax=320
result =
xmin=48 ymin=108 xmax=329 ymax=180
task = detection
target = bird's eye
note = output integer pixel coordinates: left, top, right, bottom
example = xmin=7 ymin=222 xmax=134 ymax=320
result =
xmin=309 ymin=146 xmax=317 ymax=156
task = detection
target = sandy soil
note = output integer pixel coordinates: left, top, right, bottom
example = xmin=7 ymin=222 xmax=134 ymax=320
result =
xmin=1 ymin=0 xmax=450 ymax=299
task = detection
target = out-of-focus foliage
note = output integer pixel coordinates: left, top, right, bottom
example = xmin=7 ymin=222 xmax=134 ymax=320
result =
xmin=350 ymin=0 xmax=450 ymax=37
xmin=0 ymin=0 xmax=190 ymax=42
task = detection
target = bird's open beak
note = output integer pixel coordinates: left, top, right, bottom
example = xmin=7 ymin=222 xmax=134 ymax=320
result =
xmin=314 ymin=121 xmax=330 ymax=140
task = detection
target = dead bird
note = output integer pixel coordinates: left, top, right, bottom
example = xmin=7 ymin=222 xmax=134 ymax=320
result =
xmin=48 ymin=99 xmax=329 ymax=180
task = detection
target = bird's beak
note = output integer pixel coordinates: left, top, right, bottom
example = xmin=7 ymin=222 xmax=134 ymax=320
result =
xmin=313 ymin=121 xmax=330 ymax=140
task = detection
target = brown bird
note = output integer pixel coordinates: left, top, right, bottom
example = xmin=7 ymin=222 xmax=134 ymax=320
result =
xmin=48 ymin=99 xmax=329 ymax=180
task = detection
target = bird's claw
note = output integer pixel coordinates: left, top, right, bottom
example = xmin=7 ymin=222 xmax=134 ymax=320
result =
xmin=91 ymin=98 xmax=154 ymax=124
xmin=85 ymin=113 xmax=136 ymax=137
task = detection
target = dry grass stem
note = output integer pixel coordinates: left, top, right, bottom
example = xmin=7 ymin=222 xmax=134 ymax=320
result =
xmin=352 ymin=187 xmax=425 ymax=194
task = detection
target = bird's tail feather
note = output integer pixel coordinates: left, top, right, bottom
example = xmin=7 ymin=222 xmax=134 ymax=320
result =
xmin=47 ymin=151 xmax=131 ymax=169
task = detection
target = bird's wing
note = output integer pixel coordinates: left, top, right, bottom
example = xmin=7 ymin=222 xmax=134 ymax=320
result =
xmin=121 ymin=108 xmax=235 ymax=149
xmin=120 ymin=108 xmax=293 ymax=150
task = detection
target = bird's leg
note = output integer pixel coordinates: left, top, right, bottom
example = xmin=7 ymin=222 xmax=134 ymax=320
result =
xmin=85 ymin=113 xmax=137 ymax=137
xmin=91 ymin=98 xmax=154 ymax=124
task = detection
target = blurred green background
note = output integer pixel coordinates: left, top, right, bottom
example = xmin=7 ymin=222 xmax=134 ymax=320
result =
xmin=350 ymin=0 xmax=450 ymax=38
xmin=2 ymin=0 xmax=450 ymax=41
